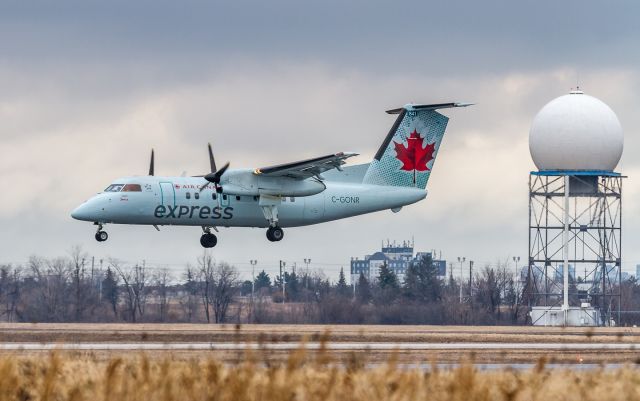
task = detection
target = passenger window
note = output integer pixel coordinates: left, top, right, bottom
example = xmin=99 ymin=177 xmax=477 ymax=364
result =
xmin=290 ymin=197 xmax=295 ymax=202
xmin=212 ymin=193 xmax=217 ymax=200
xmin=186 ymin=192 xmax=191 ymax=200
xmin=235 ymin=196 xmax=241 ymax=201
xmin=195 ymin=192 xmax=199 ymax=200
xmin=223 ymin=194 xmax=228 ymax=201
xmin=122 ymin=184 xmax=142 ymax=192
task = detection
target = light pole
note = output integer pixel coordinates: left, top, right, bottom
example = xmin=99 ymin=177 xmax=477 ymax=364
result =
xmin=250 ymin=260 xmax=257 ymax=299
xmin=469 ymin=260 xmax=474 ymax=300
xmin=280 ymin=260 xmax=286 ymax=304
xmin=457 ymin=256 xmax=466 ymax=303
xmin=304 ymin=258 xmax=311 ymax=289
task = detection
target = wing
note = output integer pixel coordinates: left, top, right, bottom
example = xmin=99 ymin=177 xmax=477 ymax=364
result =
xmin=254 ymin=152 xmax=358 ymax=179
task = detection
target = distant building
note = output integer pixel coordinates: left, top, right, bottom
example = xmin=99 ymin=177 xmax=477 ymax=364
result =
xmin=636 ymin=264 xmax=640 ymax=279
xmin=350 ymin=240 xmax=446 ymax=283
xmin=555 ymin=264 xmax=576 ymax=282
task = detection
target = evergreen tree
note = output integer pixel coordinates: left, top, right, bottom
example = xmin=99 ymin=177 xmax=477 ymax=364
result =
xmin=101 ymin=267 xmax=119 ymax=317
xmin=377 ymin=263 xmax=399 ymax=290
xmin=376 ymin=263 xmax=400 ymax=303
xmin=285 ymin=271 xmax=300 ymax=301
xmin=254 ymin=270 xmax=271 ymax=291
xmin=403 ymin=254 xmax=442 ymax=303
xmin=356 ymin=272 xmax=372 ymax=304
xmin=240 ymin=280 xmax=253 ymax=296
xmin=336 ymin=267 xmax=351 ymax=297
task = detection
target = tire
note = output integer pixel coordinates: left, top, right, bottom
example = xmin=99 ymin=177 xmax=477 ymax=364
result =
xmin=200 ymin=233 xmax=217 ymax=248
xmin=266 ymin=228 xmax=276 ymax=242
xmin=95 ymin=231 xmax=108 ymax=242
xmin=271 ymin=226 xmax=284 ymax=241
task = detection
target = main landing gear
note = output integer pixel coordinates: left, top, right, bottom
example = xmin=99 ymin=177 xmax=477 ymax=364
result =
xmin=200 ymin=227 xmax=218 ymax=248
xmin=259 ymin=195 xmax=284 ymax=242
xmin=266 ymin=226 xmax=284 ymax=242
xmin=94 ymin=223 xmax=108 ymax=242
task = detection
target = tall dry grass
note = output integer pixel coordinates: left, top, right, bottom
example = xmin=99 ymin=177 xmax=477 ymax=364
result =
xmin=0 ymin=349 xmax=639 ymax=401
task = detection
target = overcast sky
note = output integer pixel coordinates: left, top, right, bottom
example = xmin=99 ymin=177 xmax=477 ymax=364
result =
xmin=1 ymin=1 xmax=640 ymax=280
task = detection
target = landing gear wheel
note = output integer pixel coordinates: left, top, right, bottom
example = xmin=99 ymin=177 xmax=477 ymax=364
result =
xmin=200 ymin=233 xmax=218 ymax=248
xmin=95 ymin=231 xmax=108 ymax=242
xmin=266 ymin=226 xmax=284 ymax=242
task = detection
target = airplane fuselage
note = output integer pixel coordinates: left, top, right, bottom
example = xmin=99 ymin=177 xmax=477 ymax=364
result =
xmin=72 ymin=175 xmax=427 ymax=229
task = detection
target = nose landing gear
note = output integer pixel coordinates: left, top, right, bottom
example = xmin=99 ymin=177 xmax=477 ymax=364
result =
xmin=266 ymin=226 xmax=284 ymax=242
xmin=94 ymin=223 xmax=108 ymax=242
xmin=200 ymin=226 xmax=218 ymax=248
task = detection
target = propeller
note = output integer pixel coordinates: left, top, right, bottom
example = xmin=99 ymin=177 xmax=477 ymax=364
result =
xmin=149 ymin=149 xmax=155 ymax=176
xmin=202 ymin=162 xmax=230 ymax=192
xmin=200 ymin=142 xmax=230 ymax=212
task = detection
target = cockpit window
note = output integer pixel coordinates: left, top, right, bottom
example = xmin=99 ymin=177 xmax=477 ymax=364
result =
xmin=122 ymin=184 xmax=142 ymax=192
xmin=104 ymin=184 xmax=124 ymax=192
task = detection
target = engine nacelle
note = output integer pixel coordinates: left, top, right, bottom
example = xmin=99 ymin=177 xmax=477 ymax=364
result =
xmin=219 ymin=169 xmax=326 ymax=197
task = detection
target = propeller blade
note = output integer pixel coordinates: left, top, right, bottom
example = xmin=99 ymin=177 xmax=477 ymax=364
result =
xmin=208 ymin=143 xmax=216 ymax=173
xmin=204 ymin=162 xmax=230 ymax=184
xmin=149 ymin=149 xmax=154 ymax=176
xmin=216 ymin=162 xmax=230 ymax=179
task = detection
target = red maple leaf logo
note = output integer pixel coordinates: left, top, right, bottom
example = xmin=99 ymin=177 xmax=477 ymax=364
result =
xmin=394 ymin=129 xmax=435 ymax=172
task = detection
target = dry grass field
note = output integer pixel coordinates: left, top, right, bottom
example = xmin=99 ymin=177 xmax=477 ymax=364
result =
xmin=0 ymin=351 xmax=639 ymax=401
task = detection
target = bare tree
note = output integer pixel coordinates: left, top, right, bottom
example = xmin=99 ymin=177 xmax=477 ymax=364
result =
xmin=28 ymin=256 xmax=72 ymax=321
xmin=111 ymin=260 xmax=149 ymax=322
xmin=69 ymin=245 xmax=90 ymax=321
xmin=197 ymin=252 xmax=215 ymax=323
xmin=102 ymin=267 xmax=119 ymax=318
xmin=211 ymin=262 xmax=239 ymax=323
xmin=180 ymin=265 xmax=199 ymax=322
xmin=0 ymin=265 xmax=20 ymax=322
xmin=154 ymin=268 xmax=172 ymax=322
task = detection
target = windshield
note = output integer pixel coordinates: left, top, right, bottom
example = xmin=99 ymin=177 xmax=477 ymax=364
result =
xmin=104 ymin=184 xmax=124 ymax=192
xmin=122 ymin=184 xmax=142 ymax=192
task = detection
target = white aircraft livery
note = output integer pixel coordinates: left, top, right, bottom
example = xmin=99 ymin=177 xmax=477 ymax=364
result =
xmin=72 ymin=102 xmax=470 ymax=247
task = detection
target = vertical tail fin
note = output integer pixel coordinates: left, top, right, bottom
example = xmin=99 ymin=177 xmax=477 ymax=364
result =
xmin=362 ymin=102 xmax=471 ymax=189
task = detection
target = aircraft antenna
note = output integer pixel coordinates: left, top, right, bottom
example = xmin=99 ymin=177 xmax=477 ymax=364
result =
xmin=148 ymin=149 xmax=155 ymax=176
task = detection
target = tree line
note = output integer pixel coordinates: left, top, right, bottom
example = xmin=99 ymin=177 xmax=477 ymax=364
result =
xmin=1 ymin=247 xmax=638 ymax=325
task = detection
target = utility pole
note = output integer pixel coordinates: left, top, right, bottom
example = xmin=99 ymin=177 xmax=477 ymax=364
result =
xmin=304 ymin=258 xmax=311 ymax=289
xmin=280 ymin=260 xmax=286 ymax=304
xmin=457 ymin=256 xmax=466 ymax=303
xmin=250 ymin=259 xmax=257 ymax=322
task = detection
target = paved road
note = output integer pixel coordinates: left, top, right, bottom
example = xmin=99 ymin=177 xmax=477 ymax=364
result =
xmin=0 ymin=342 xmax=638 ymax=351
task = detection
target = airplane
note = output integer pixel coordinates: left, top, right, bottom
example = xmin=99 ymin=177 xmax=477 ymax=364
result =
xmin=71 ymin=102 xmax=470 ymax=247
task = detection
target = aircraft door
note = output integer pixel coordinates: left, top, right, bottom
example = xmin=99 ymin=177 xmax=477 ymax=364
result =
xmin=159 ymin=182 xmax=175 ymax=207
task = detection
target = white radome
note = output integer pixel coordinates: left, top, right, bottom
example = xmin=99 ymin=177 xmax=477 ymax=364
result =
xmin=529 ymin=90 xmax=623 ymax=171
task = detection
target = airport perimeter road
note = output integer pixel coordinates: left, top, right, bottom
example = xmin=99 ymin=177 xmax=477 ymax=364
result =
xmin=0 ymin=341 xmax=638 ymax=351
xmin=0 ymin=323 xmax=639 ymax=343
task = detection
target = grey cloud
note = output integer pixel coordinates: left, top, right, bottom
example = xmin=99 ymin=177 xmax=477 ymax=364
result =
xmin=2 ymin=1 xmax=640 ymax=279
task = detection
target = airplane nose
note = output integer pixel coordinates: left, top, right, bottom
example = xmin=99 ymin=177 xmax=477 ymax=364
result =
xmin=71 ymin=203 xmax=93 ymax=221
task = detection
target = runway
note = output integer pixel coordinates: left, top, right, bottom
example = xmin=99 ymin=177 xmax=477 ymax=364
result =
xmin=1 ymin=342 xmax=639 ymax=351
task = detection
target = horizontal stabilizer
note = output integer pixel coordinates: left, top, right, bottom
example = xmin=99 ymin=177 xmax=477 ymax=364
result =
xmin=386 ymin=102 xmax=473 ymax=115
